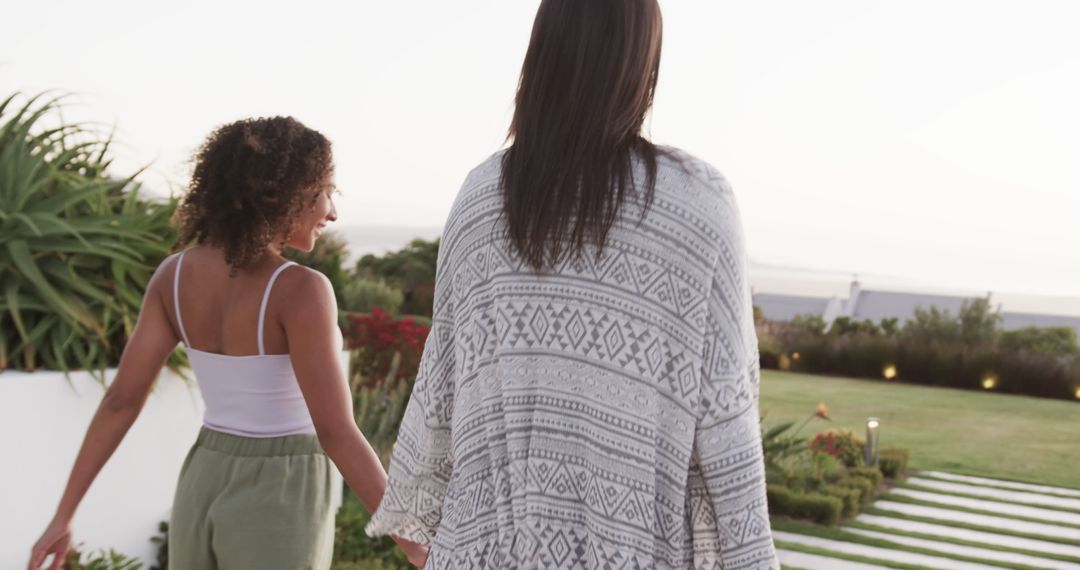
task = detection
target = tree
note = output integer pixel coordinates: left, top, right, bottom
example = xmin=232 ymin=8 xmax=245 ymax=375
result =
xmin=1000 ymin=327 xmax=1080 ymax=359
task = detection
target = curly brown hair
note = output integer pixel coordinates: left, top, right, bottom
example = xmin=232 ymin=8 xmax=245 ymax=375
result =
xmin=175 ymin=116 xmax=333 ymax=270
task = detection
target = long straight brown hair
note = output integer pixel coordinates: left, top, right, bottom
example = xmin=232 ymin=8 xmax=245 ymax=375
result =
xmin=501 ymin=0 xmax=664 ymax=271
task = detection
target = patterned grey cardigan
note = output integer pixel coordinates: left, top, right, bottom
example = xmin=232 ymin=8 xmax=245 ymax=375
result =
xmin=367 ymin=147 xmax=778 ymax=569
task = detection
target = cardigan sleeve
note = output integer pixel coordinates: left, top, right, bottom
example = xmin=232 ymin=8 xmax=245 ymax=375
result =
xmin=686 ymin=183 xmax=778 ymax=570
xmin=365 ymin=218 xmax=459 ymax=545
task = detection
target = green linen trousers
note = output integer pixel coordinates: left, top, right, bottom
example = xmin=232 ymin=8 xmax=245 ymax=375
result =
xmin=168 ymin=427 xmax=335 ymax=569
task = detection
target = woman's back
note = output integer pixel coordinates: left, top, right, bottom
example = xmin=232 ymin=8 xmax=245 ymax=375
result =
xmin=168 ymin=246 xmax=320 ymax=437
xmin=369 ymin=149 xmax=777 ymax=569
xmin=169 ymin=246 xmax=295 ymax=357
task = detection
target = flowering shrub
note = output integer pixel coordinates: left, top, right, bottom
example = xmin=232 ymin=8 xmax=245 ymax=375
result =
xmin=809 ymin=429 xmax=865 ymax=468
xmin=344 ymin=307 xmax=430 ymax=389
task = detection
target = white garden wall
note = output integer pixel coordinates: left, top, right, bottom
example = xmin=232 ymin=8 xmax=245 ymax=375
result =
xmin=0 ymin=357 xmax=345 ymax=568
xmin=1 ymin=368 xmax=203 ymax=567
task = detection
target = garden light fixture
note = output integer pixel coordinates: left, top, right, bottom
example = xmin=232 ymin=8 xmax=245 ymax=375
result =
xmin=981 ymin=373 xmax=997 ymax=390
xmin=882 ymin=364 xmax=897 ymax=380
xmin=865 ymin=417 xmax=880 ymax=467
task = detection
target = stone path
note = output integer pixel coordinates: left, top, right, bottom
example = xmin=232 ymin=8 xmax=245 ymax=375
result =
xmin=889 ymin=487 xmax=1080 ymax=526
xmin=775 ymin=470 xmax=1080 ymax=569
xmin=919 ymin=472 xmax=1080 ymax=499
xmin=845 ymin=528 xmax=1080 ymax=570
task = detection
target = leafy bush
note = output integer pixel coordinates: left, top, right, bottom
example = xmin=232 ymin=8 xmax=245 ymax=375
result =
xmin=836 ymin=475 xmax=875 ymax=504
xmin=285 ymin=230 xmax=351 ymax=308
xmin=901 ymin=297 xmax=1000 ymax=349
xmin=848 ymin=466 xmax=883 ymax=490
xmin=1000 ymin=326 xmax=1080 ymax=359
xmin=809 ymin=430 xmax=865 ymax=468
xmin=343 ymin=278 xmax=404 ymax=314
xmin=344 ymin=308 xmax=429 ymax=463
xmin=822 ymin=485 xmax=862 ymax=518
xmin=767 ymin=485 xmax=843 ymax=526
xmin=0 ymin=93 xmax=179 ymax=374
xmin=149 ymin=521 xmax=168 ymax=570
xmin=345 ymin=308 xmax=429 ymax=388
xmin=878 ymin=447 xmax=910 ymax=479
xmin=65 ymin=546 xmax=143 ymax=570
xmin=355 ymin=238 xmax=439 ymax=317
xmin=783 ymin=303 xmax=1079 ymax=400
xmin=995 ymin=350 xmax=1080 ymax=399
xmin=333 ymin=492 xmax=410 ymax=568
xmin=353 ymin=380 xmax=412 ymax=466
xmin=761 ymin=421 xmax=805 ymax=472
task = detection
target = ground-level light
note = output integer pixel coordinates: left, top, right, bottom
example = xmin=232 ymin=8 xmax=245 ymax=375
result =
xmin=882 ymin=364 xmax=897 ymax=380
xmin=981 ymin=373 xmax=998 ymax=390
xmin=865 ymin=417 xmax=880 ymax=467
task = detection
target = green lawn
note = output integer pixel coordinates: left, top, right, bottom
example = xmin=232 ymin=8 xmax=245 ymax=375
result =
xmin=759 ymin=370 xmax=1080 ymax=489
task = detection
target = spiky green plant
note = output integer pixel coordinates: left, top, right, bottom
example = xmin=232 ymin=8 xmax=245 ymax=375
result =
xmin=0 ymin=92 xmax=181 ymax=375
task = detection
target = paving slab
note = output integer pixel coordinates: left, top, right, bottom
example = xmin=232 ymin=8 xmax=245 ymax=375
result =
xmin=920 ymin=472 xmax=1080 ymax=499
xmin=776 ymin=549 xmax=890 ymax=570
xmin=890 ymin=488 xmax=1080 ymax=526
xmin=774 ymin=531 xmax=1003 ymax=570
xmin=845 ymin=527 xmax=1080 ymax=570
xmin=907 ymin=477 xmax=1080 ymax=512
xmin=873 ymin=500 xmax=1080 ymax=541
xmin=854 ymin=513 xmax=1080 ymax=558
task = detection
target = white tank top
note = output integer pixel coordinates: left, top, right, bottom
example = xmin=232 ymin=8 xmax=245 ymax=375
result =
xmin=173 ymin=250 xmax=317 ymax=437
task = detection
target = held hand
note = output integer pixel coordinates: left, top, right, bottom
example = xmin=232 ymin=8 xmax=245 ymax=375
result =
xmin=28 ymin=517 xmax=72 ymax=570
xmin=392 ymin=535 xmax=430 ymax=568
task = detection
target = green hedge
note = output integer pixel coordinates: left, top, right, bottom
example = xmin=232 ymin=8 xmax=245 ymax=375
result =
xmin=879 ymin=447 xmax=910 ymax=479
xmin=849 ymin=466 xmax=884 ymax=489
xmin=822 ymin=485 xmax=862 ymax=518
xmin=767 ymin=484 xmax=843 ymax=526
xmin=836 ymin=475 xmax=875 ymax=504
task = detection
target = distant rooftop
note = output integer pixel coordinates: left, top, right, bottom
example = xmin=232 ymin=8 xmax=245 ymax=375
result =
xmin=753 ymin=293 xmax=833 ymax=323
xmin=752 ymin=281 xmax=1080 ymax=337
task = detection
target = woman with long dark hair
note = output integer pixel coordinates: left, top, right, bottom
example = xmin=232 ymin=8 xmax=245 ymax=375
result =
xmin=368 ymin=0 xmax=778 ymax=567
xmin=29 ymin=117 xmax=428 ymax=569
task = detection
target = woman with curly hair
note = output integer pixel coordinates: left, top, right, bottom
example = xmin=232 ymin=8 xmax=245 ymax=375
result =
xmin=28 ymin=117 xmax=428 ymax=569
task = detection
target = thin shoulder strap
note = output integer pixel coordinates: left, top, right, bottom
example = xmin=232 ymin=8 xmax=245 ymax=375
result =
xmin=173 ymin=251 xmax=192 ymax=348
xmin=257 ymin=261 xmax=297 ymax=355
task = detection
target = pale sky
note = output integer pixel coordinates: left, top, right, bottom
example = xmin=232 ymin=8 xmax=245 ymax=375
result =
xmin=2 ymin=0 xmax=1078 ymax=300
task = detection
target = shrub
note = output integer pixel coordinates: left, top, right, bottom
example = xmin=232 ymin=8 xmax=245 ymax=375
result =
xmin=149 ymin=521 xmax=168 ymax=570
xmin=1000 ymin=326 xmax=1080 ymax=358
xmin=333 ymin=492 xmax=410 ymax=568
xmin=849 ymin=466 xmax=884 ymax=490
xmin=781 ymin=301 xmax=1079 ymax=401
xmin=344 ymin=308 xmax=429 ymax=388
xmin=343 ymin=278 xmax=404 ymax=315
xmin=0 ymin=93 xmax=180 ymax=374
xmin=761 ymin=420 xmax=806 ymax=472
xmin=767 ymin=484 xmax=843 ymax=526
xmin=822 ymin=484 xmax=862 ymax=518
xmin=355 ymin=238 xmax=439 ymax=317
xmin=878 ymin=447 xmax=910 ymax=479
xmin=285 ymin=230 xmax=351 ymax=308
xmin=996 ymin=350 xmax=1080 ymax=400
xmin=809 ymin=430 xmax=865 ymax=469
xmin=65 ymin=546 xmax=143 ymax=570
xmin=353 ymin=380 xmax=412 ymax=465
xmin=836 ymin=475 xmax=875 ymax=504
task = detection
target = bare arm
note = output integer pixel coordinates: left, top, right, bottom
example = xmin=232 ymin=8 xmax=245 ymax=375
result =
xmin=282 ymin=269 xmax=427 ymax=566
xmin=282 ymin=269 xmax=388 ymax=511
xmin=29 ymin=259 xmax=181 ymax=569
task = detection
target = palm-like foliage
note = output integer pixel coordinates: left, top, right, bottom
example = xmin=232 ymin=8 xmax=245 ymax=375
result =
xmin=0 ymin=92 xmax=180 ymax=374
